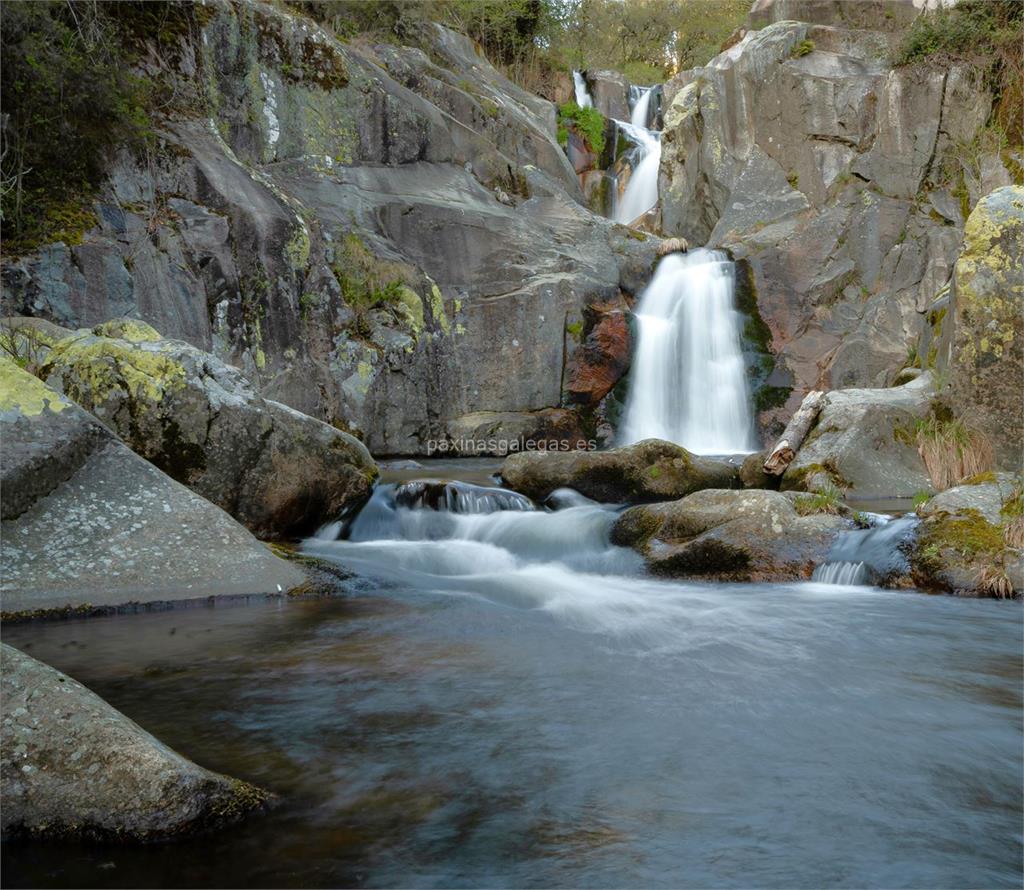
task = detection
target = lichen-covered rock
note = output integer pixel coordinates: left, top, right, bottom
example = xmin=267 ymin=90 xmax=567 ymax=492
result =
xmin=911 ymin=474 xmax=1023 ymax=597
xmin=40 ymin=324 xmax=377 ymax=538
xmin=782 ymin=374 xmax=935 ymax=499
xmin=948 ymin=186 xmax=1024 ymax=468
xmin=500 ymin=438 xmax=738 ymax=504
xmin=0 ymin=358 xmax=304 ymax=613
xmin=1 ymin=644 xmax=270 ymax=840
xmin=612 ymin=488 xmax=850 ymax=581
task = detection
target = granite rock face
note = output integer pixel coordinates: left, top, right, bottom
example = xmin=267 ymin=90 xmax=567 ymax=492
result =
xmin=0 ymin=357 xmax=303 ymax=613
xmin=1 ymin=644 xmax=270 ymax=840
xmin=0 ymin=3 xmax=659 ymax=456
xmin=40 ymin=322 xmax=377 ymax=538
xmin=659 ymin=0 xmax=1006 ymax=438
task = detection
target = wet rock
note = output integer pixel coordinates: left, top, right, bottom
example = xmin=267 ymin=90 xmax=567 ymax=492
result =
xmin=911 ymin=474 xmax=1023 ymax=597
xmin=40 ymin=324 xmax=377 ymax=538
xmin=444 ymin=408 xmax=591 ymax=456
xmin=612 ymin=488 xmax=850 ymax=581
xmin=0 ymin=357 xmax=304 ymax=613
xmin=1 ymin=644 xmax=270 ymax=840
xmin=739 ymin=449 xmax=779 ymax=490
xmin=564 ymin=310 xmax=631 ymax=407
xmin=500 ymin=439 xmax=739 ymax=504
xmin=947 ymin=186 xmax=1024 ymax=468
xmin=586 ymin=70 xmax=630 ymax=120
xmin=781 ymin=374 xmax=935 ymax=499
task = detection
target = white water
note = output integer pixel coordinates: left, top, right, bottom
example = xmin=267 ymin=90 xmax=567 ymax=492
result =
xmin=613 ymin=87 xmax=661 ymax=225
xmin=620 ymin=249 xmax=755 ymax=454
xmin=813 ymin=516 xmax=918 ymax=586
xmin=572 ymin=71 xmax=593 ymax=108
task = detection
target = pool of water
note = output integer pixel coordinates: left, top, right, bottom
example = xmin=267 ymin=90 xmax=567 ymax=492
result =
xmin=4 ymin=573 xmax=1021 ymax=888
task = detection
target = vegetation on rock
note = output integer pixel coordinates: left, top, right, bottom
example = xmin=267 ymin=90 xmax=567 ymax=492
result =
xmin=557 ymin=102 xmax=606 ymax=154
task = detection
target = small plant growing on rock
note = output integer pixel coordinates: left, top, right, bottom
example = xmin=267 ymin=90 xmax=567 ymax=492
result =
xmin=913 ymin=490 xmax=932 ymax=511
xmin=915 ymin=412 xmax=994 ymax=490
xmin=791 ymin=39 xmax=815 ymax=58
xmin=1001 ymin=478 xmax=1024 ymax=548
xmin=557 ymin=102 xmax=606 ymax=155
xmin=794 ymin=481 xmax=842 ymax=516
xmin=975 ymin=564 xmax=1015 ymax=599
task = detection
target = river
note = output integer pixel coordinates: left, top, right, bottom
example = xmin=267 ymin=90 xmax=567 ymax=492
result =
xmin=3 ymin=460 xmax=1021 ymax=889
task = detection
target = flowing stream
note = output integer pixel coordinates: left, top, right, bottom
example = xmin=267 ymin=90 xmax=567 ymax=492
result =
xmin=620 ymin=249 xmax=755 ymax=454
xmin=3 ymin=463 xmax=1021 ymax=889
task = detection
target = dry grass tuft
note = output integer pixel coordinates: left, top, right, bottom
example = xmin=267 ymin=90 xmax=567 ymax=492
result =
xmin=915 ymin=415 xmax=994 ymax=490
xmin=974 ymin=564 xmax=1015 ymax=599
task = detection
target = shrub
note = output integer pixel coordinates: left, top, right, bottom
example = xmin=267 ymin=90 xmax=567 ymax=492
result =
xmin=915 ymin=413 xmax=994 ymax=490
xmin=557 ymin=102 xmax=606 ymax=155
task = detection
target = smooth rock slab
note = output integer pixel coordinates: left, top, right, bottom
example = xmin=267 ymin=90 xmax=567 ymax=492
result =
xmin=1 ymin=358 xmax=303 ymax=613
xmin=500 ymin=438 xmax=739 ymax=504
xmin=1 ymin=644 xmax=270 ymax=840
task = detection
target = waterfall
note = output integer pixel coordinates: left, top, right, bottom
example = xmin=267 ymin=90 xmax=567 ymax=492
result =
xmin=613 ymin=87 xmax=661 ymax=225
xmin=619 ymin=249 xmax=755 ymax=455
xmin=572 ymin=71 xmax=593 ymax=108
xmin=812 ymin=516 xmax=918 ymax=586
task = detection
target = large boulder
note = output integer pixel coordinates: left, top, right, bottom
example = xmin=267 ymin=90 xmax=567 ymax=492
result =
xmin=659 ymin=4 xmax=998 ymax=438
xmin=1 ymin=644 xmax=269 ymax=840
xmin=564 ymin=308 xmax=631 ymax=407
xmin=947 ymin=187 xmax=1024 ymax=469
xmin=910 ymin=474 xmax=1023 ymax=597
xmin=500 ymin=439 xmax=738 ymax=503
xmin=0 ymin=357 xmax=304 ymax=614
xmin=612 ymin=488 xmax=850 ymax=581
xmin=781 ymin=374 xmax=936 ymax=499
xmin=585 ymin=70 xmax=630 ymax=121
xmin=40 ymin=322 xmax=377 ymax=538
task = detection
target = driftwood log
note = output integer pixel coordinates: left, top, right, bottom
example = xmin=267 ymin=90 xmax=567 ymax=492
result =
xmin=763 ymin=390 xmax=825 ymax=475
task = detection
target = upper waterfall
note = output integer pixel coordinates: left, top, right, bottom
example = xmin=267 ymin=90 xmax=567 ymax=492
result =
xmin=572 ymin=71 xmax=593 ymax=108
xmin=619 ymin=248 xmax=755 ymax=455
xmin=613 ymin=86 xmax=661 ymax=225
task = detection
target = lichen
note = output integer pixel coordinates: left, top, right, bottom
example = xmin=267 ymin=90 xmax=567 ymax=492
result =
xmin=429 ymin=284 xmax=451 ymax=335
xmin=92 ymin=319 xmax=162 ymax=343
xmin=283 ymin=224 xmax=311 ymax=271
xmin=0 ymin=358 xmax=71 ymax=416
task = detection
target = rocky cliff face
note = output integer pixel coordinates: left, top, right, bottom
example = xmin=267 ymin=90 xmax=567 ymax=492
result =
xmin=659 ymin=0 xmax=1017 ymax=438
xmin=1 ymin=1 xmax=657 ymax=456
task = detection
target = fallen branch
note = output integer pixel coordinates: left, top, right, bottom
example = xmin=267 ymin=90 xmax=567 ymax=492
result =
xmin=763 ymin=390 xmax=825 ymax=475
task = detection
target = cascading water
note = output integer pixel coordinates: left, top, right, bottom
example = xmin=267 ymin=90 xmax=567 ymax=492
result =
xmin=620 ymin=248 xmax=755 ymax=454
xmin=613 ymin=86 xmax=661 ymax=225
xmin=572 ymin=70 xmax=593 ymax=108
xmin=812 ymin=515 xmax=919 ymax=586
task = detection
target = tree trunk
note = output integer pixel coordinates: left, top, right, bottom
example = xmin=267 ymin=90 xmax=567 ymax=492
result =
xmin=763 ymin=390 xmax=825 ymax=476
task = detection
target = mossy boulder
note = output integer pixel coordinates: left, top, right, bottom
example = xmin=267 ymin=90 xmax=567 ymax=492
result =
xmin=40 ymin=324 xmax=377 ymax=538
xmin=500 ymin=438 xmax=739 ymax=504
xmin=612 ymin=488 xmax=850 ymax=581
xmin=911 ymin=473 xmax=1023 ymax=597
xmin=1 ymin=644 xmax=271 ymax=841
xmin=949 ymin=186 xmax=1024 ymax=468
xmin=0 ymin=357 xmax=304 ymax=612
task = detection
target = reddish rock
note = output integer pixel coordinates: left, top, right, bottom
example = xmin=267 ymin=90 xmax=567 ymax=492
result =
xmin=565 ymin=311 xmax=631 ymax=406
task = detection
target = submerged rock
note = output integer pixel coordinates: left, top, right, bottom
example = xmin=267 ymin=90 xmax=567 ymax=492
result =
xmin=911 ymin=474 xmax=1023 ymax=597
xmin=40 ymin=323 xmax=377 ymax=538
xmin=0 ymin=357 xmax=304 ymax=613
xmin=781 ymin=374 xmax=935 ymax=499
xmin=1 ymin=644 xmax=270 ymax=841
xmin=612 ymin=488 xmax=850 ymax=581
xmin=500 ymin=439 xmax=738 ymax=504
xmin=948 ymin=186 xmax=1024 ymax=468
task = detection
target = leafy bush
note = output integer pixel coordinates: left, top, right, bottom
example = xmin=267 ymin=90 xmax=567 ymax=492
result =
xmin=557 ymin=102 xmax=605 ymax=154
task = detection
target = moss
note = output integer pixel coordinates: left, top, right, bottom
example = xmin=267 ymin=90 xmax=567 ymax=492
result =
xmin=429 ymin=284 xmax=451 ymax=335
xmin=0 ymin=357 xmax=71 ymax=416
xmin=791 ymin=39 xmax=815 ymax=58
xmin=754 ymin=386 xmax=791 ymax=412
xmin=557 ymin=102 xmax=606 ymax=155
xmin=916 ymin=508 xmax=1004 ymax=572
xmin=394 ymin=287 xmax=425 ymax=332
xmin=928 ymin=305 xmax=948 ymax=336
xmin=283 ymin=225 xmax=311 ymax=271
xmin=786 ymin=460 xmax=853 ymax=491
xmin=565 ymin=320 xmax=584 ymax=341
xmin=961 ymin=470 xmax=997 ymax=485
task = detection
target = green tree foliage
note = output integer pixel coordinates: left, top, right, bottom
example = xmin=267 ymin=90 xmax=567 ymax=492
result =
xmin=0 ymin=1 xmax=204 ymax=253
xmin=557 ymin=102 xmax=605 ymax=153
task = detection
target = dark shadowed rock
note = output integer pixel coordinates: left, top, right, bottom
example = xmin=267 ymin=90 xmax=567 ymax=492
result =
xmin=40 ymin=324 xmax=377 ymax=538
xmin=500 ymin=439 xmax=738 ymax=503
xmin=612 ymin=488 xmax=850 ymax=581
xmin=1 ymin=644 xmax=270 ymax=841
xmin=739 ymin=449 xmax=779 ymax=489
xmin=0 ymin=357 xmax=304 ymax=613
